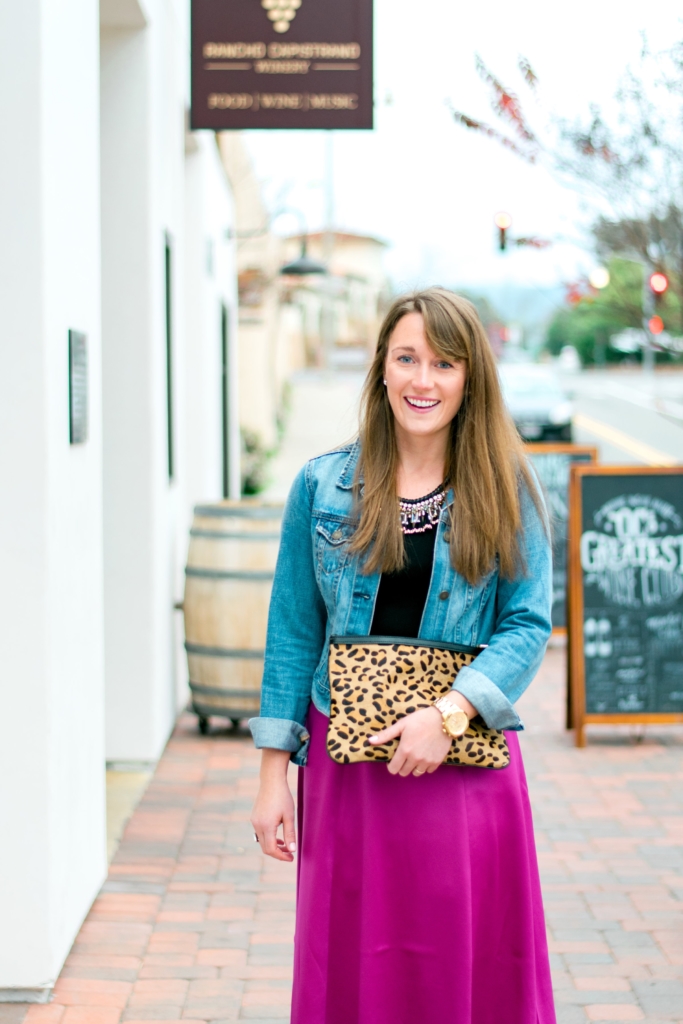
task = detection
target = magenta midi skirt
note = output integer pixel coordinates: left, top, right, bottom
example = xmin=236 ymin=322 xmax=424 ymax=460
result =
xmin=291 ymin=705 xmax=556 ymax=1024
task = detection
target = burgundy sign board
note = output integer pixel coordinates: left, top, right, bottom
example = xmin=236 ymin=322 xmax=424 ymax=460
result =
xmin=191 ymin=0 xmax=373 ymax=130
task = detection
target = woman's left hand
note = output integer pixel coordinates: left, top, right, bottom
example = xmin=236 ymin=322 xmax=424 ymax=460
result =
xmin=369 ymin=707 xmax=451 ymax=777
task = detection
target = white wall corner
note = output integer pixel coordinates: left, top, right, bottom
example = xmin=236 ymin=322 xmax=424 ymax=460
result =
xmin=100 ymin=0 xmax=149 ymax=30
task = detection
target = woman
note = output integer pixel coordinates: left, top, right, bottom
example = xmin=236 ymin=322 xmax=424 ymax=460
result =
xmin=250 ymin=288 xmax=556 ymax=1024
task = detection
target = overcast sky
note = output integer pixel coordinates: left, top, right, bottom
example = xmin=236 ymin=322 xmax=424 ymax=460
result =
xmin=242 ymin=0 xmax=683 ymax=292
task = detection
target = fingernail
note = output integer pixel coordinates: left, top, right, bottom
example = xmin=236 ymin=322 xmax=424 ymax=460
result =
xmin=369 ymin=736 xmax=377 ymax=742
xmin=289 ymin=843 xmax=296 ymax=852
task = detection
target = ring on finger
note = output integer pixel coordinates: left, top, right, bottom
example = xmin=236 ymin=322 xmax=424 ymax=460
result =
xmin=253 ymin=832 xmax=260 ymax=843
xmin=413 ymin=768 xmax=425 ymax=776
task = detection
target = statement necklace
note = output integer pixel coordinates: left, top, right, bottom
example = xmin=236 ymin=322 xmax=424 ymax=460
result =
xmin=398 ymin=484 xmax=447 ymax=535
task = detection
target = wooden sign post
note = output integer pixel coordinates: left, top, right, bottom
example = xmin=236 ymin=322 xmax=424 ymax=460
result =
xmin=567 ymin=465 xmax=683 ymax=746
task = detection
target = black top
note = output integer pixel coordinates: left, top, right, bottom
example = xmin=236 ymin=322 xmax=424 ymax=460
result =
xmin=370 ymin=527 xmax=437 ymax=639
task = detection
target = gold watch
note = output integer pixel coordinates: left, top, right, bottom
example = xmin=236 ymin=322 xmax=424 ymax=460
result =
xmin=433 ymin=696 xmax=469 ymax=739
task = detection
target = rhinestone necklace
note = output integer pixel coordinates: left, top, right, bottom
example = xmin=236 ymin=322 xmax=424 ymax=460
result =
xmin=398 ymin=484 xmax=447 ymax=535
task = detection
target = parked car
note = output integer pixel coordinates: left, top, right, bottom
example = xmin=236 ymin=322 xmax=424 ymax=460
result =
xmin=498 ymin=364 xmax=573 ymax=442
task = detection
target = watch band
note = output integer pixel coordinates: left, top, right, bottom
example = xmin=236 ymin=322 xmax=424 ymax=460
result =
xmin=434 ymin=695 xmax=467 ymax=718
xmin=434 ymin=695 xmax=470 ymax=738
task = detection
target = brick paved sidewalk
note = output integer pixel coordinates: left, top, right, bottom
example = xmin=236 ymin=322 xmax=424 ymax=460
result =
xmin=3 ymin=645 xmax=682 ymax=1024
xmin=527 ymin=648 xmax=683 ymax=1024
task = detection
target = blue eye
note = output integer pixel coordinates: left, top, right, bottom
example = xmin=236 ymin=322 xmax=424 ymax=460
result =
xmin=436 ymin=361 xmax=453 ymax=369
xmin=397 ymin=355 xmax=413 ymax=363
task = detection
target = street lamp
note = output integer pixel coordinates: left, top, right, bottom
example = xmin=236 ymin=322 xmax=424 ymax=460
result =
xmin=279 ymin=241 xmax=327 ymax=276
xmin=589 ymin=267 xmax=610 ymax=290
xmin=588 ymin=268 xmax=610 ymax=367
xmin=278 ymin=211 xmax=327 ymax=276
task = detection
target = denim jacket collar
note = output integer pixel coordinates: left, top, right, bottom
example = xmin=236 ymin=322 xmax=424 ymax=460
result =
xmin=337 ymin=440 xmax=360 ymax=490
xmin=338 ymin=439 xmax=455 ymax=511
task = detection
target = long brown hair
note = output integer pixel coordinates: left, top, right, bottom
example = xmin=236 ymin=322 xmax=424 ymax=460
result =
xmin=350 ymin=287 xmax=542 ymax=583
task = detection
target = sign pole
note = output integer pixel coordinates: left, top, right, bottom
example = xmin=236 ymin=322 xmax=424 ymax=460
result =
xmin=568 ymin=464 xmax=587 ymax=746
xmin=322 ymin=130 xmax=335 ymax=368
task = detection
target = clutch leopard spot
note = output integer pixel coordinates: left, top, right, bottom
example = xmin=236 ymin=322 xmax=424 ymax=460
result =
xmin=327 ymin=641 xmax=510 ymax=770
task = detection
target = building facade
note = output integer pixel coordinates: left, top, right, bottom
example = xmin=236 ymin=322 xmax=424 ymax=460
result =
xmin=0 ymin=0 xmax=238 ymax=999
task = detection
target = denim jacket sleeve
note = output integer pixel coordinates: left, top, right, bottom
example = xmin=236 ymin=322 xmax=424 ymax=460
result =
xmin=452 ymin=478 xmax=553 ymax=731
xmin=249 ymin=465 xmax=326 ymax=759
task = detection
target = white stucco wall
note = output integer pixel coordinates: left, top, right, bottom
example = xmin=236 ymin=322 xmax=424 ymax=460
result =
xmin=178 ymin=131 xmax=239 ymax=709
xmin=0 ymin=0 xmax=106 ymax=995
xmin=183 ymin=133 xmax=240 ymax=508
xmin=101 ymin=2 xmax=239 ymax=761
xmin=0 ymin=0 xmax=238 ymax=995
xmin=100 ymin=20 xmax=176 ymax=763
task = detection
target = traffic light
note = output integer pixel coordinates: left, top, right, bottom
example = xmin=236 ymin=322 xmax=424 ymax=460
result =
xmin=649 ymin=272 xmax=668 ymax=297
xmin=494 ymin=212 xmax=512 ymax=252
xmin=648 ymin=272 xmax=669 ymax=335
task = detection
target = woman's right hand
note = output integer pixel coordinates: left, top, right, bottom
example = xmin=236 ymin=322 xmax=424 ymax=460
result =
xmin=251 ymin=748 xmax=297 ymax=862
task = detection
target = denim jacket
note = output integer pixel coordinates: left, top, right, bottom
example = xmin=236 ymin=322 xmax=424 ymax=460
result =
xmin=249 ymin=441 xmax=552 ymax=766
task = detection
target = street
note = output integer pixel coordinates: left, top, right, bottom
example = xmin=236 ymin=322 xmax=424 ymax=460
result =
xmin=568 ymin=369 xmax=683 ymax=468
xmin=264 ymin=367 xmax=683 ymax=504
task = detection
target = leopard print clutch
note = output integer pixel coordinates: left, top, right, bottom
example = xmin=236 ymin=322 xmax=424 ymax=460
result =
xmin=327 ymin=636 xmax=510 ymax=769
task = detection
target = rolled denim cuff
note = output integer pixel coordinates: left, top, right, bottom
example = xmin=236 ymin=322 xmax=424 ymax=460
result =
xmin=248 ymin=716 xmax=311 ymax=757
xmin=452 ymin=666 xmax=524 ymax=731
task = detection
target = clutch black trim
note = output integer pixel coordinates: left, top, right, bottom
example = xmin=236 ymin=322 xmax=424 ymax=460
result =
xmin=330 ymin=635 xmax=483 ymax=656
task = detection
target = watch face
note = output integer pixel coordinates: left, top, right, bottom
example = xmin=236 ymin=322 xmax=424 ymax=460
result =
xmin=445 ymin=710 xmax=469 ymax=738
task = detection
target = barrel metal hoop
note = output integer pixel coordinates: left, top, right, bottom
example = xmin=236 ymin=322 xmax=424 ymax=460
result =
xmin=185 ymin=567 xmax=275 ymax=581
xmin=194 ymin=504 xmax=284 ymax=519
xmin=189 ymin=682 xmax=261 ymax=699
xmin=189 ymin=529 xmax=281 ymax=541
xmin=185 ymin=641 xmax=265 ymax=659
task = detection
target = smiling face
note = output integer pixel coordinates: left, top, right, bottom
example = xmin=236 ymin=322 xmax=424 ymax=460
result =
xmin=384 ymin=312 xmax=467 ymax=444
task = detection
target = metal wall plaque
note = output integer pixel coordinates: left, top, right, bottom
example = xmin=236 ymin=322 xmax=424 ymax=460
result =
xmin=191 ymin=0 xmax=373 ymax=130
xmin=68 ymin=330 xmax=88 ymax=444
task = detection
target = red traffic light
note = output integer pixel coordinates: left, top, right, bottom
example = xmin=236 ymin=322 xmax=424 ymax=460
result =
xmin=648 ymin=315 xmax=664 ymax=335
xmin=649 ymin=272 xmax=668 ymax=295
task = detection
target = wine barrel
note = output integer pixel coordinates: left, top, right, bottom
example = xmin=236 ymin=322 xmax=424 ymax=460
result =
xmin=183 ymin=500 xmax=283 ymax=728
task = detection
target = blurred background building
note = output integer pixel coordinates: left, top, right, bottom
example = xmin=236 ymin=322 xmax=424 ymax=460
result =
xmin=217 ymin=133 xmax=389 ymax=490
xmin=280 ymin=230 xmax=390 ymax=366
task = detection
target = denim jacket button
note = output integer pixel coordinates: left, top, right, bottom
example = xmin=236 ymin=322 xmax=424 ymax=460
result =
xmin=300 ymin=732 xmax=310 ymax=744
xmin=443 ymin=531 xmax=451 ymax=542
xmin=439 ymin=590 xmax=450 ymax=600
xmin=331 ymin=529 xmax=343 ymax=541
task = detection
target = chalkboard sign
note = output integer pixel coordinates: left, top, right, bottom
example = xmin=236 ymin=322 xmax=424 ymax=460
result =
xmin=526 ymin=444 xmax=597 ymax=630
xmin=568 ymin=465 xmax=683 ymax=746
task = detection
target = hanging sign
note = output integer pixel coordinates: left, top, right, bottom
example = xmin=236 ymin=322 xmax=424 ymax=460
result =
xmin=567 ymin=465 xmax=683 ymax=746
xmin=526 ymin=443 xmax=598 ymax=631
xmin=191 ymin=0 xmax=373 ymax=130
